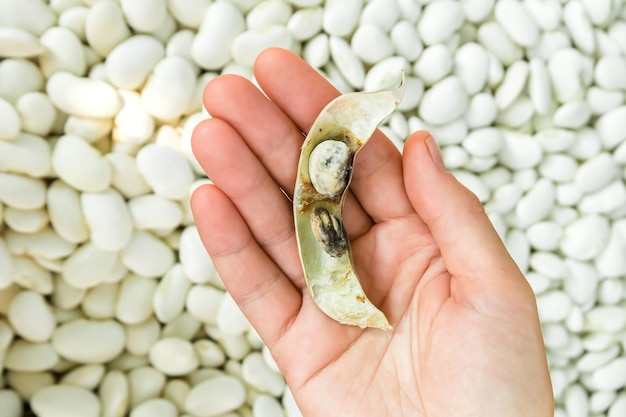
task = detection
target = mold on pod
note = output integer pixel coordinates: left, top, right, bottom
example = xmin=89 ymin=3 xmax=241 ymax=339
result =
xmin=293 ymin=73 xmax=404 ymax=330
xmin=308 ymin=140 xmax=352 ymax=198
xmin=310 ymin=206 xmax=348 ymax=257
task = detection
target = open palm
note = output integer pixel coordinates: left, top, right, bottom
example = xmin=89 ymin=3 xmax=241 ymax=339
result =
xmin=191 ymin=48 xmax=553 ymax=417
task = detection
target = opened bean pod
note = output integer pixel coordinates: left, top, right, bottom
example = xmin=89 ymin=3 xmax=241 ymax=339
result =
xmin=293 ymin=74 xmax=404 ymax=330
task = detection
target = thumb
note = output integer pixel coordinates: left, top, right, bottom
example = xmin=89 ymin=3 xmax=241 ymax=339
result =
xmin=403 ymin=131 xmax=525 ymax=290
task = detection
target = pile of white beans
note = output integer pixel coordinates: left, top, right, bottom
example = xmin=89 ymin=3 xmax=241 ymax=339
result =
xmin=0 ymin=0 xmax=625 ymax=416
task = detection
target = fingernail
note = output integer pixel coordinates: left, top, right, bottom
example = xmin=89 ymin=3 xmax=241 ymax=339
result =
xmin=426 ymin=136 xmax=445 ymax=171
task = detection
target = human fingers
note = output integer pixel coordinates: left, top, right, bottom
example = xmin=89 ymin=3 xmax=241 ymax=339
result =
xmin=402 ymin=131 xmax=532 ymax=308
xmin=202 ymin=73 xmax=372 ymax=236
xmin=254 ymin=48 xmax=414 ymax=223
xmin=192 ymin=118 xmax=304 ymax=284
xmin=190 ymin=184 xmax=302 ymax=348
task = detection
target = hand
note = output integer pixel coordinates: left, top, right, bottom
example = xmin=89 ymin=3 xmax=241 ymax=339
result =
xmin=190 ymin=48 xmax=553 ymax=417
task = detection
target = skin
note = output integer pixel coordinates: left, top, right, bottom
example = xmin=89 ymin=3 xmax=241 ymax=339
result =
xmin=191 ymin=48 xmax=554 ymax=417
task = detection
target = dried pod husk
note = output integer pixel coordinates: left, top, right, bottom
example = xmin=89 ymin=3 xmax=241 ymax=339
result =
xmin=293 ymin=74 xmax=405 ymax=330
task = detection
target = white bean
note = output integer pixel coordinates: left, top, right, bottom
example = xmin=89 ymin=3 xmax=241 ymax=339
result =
xmin=595 ymin=55 xmax=626 ymax=90
xmin=494 ymin=0 xmax=540 ymax=47
xmin=162 ymin=312 xmax=202 ymax=341
xmin=0 ymin=59 xmax=44 ymax=103
xmin=561 ymin=215 xmax=611 ymax=261
xmin=0 ymin=133 xmax=51 ymax=178
xmin=52 ymin=319 xmax=125 ymax=363
xmin=528 ymin=58 xmax=552 ymax=115
xmin=194 ymin=339 xmax=226 ymax=368
xmin=126 ymin=366 xmax=166 ymax=407
xmin=39 ymin=26 xmax=86 ymax=77
xmin=32 ymin=385 xmax=100 ymax=417
xmin=131 ymin=398 xmax=177 ymax=417
xmin=498 ymin=130 xmax=543 ymax=170
xmin=0 ymin=98 xmax=20 ymax=140
xmin=116 ymin=275 xmax=158 ymax=325
xmin=7 ymin=292 xmax=54 ymax=345
xmin=539 ymin=154 xmax=578 ymax=183
xmin=82 ymin=188 xmax=133 ymax=251
xmin=575 ymin=153 xmax=618 ymax=193
xmin=414 ymin=44 xmax=452 ymax=86
xmin=563 ymin=0 xmax=595 ymax=55
xmin=0 ymin=173 xmax=46 ymax=210
xmin=185 ymin=285 xmax=224 ymax=324
xmin=62 ymin=243 xmax=122 ymax=289
xmin=548 ymin=48 xmax=586 ymax=103
xmin=418 ymin=76 xmax=468 ymax=125
xmin=495 ymin=61 xmax=529 ymax=110
xmin=191 ymin=2 xmax=244 ymax=70
xmin=105 ymin=35 xmax=165 ymax=90
xmin=163 ymin=379 xmax=190 ymax=411
xmin=136 ymin=144 xmax=195 ymax=200
xmin=287 ymin=6 xmax=322 ymax=41
xmin=121 ymin=231 xmax=174 ymax=278
xmin=184 ymin=375 xmax=246 ymax=417
xmin=0 ymin=27 xmax=44 ymax=58
xmin=591 ymin=358 xmax=626 ymax=391
xmin=4 ymin=340 xmax=59 ymax=372
xmin=322 ymin=0 xmax=362 ymax=38
xmin=167 ymin=0 xmax=211 ymax=28
xmin=236 ymin=26 xmax=296 ymax=68
xmin=120 ymin=0 xmax=167 ymax=33
xmin=124 ymin=318 xmax=160 ymax=358
xmin=329 ymin=35 xmax=365 ymax=88
xmin=608 ymin=394 xmax=626 ymax=417
xmin=85 ymin=2 xmax=130 ymax=57
xmin=454 ymin=42 xmax=489 ymax=95
xmin=254 ymin=395 xmax=286 ymax=417
xmin=15 ymin=92 xmax=57 ymax=136
xmin=0 ymin=0 xmax=56 ymax=36
xmin=351 ymin=24 xmax=393 ymax=65
xmin=57 ymin=6 xmax=88 ymax=41
xmin=460 ymin=0 xmax=494 ymax=23
xmin=587 ymin=87 xmax=624 ymax=115
xmin=47 ymin=72 xmax=122 ymax=118
xmin=417 ymin=0 xmax=464 ymax=46
xmin=523 ymin=0 xmax=562 ymax=30
xmin=8 ymin=372 xmax=55 ymax=398
xmin=0 ymin=390 xmax=21 ymax=417
xmin=149 ymin=338 xmax=199 ymax=376
xmin=360 ymin=0 xmax=399 ymax=32
xmin=246 ymin=0 xmax=292 ymax=29
xmin=141 ymin=56 xmax=196 ymax=121
xmin=60 ymin=364 xmax=105 ymax=389
xmin=477 ymin=22 xmax=522 ymax=66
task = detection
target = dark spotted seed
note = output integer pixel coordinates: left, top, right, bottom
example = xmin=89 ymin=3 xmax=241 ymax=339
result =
xmin=308 ymin=140 xmax=351 ymax=198
xmin=310 ymin=206 xmax=348 ymax=257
